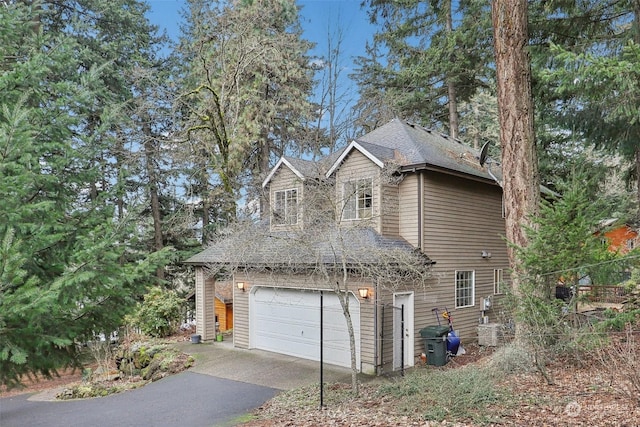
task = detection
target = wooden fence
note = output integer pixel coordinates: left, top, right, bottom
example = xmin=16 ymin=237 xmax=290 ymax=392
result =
xmin=578 ymin=285 xmax=630 ymax=304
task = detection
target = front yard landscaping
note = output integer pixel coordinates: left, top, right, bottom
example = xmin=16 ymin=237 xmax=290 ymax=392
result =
xmin=243 ymin=321 xmax=640 ymax=426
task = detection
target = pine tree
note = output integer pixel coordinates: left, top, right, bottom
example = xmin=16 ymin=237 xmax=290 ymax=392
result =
xmin=528 ymin=0 xmax=634 ymax=196
xmin=492 ymin=0 xmax=540 ymax=342
xmin=537 ymin=2 xmax=640 ymax=210
xmin=0 ymin=1 xmax=171 ymax=387
xmin=356 ymin=0 xmax=493 ymax=137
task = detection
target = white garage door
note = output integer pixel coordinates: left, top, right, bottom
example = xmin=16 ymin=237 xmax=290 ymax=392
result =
xmin=250 ymin=287 xmax=360 ymax=368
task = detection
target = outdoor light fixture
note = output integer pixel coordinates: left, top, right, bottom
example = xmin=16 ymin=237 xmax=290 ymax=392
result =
xmin=237 ymin=282 xmax=245 ymax=292
xmin=481 ymin=250 xmax=492 ymax=259
xmin=358 ymin=287 xmax=369 ymax=299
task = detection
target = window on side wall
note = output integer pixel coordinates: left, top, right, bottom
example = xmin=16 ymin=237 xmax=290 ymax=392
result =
xmin=342 ymin=178 xmax=372 ymax=220
xmin=493 ymin=269 xmax=504 ymax=295
xmin=455 ymin=270 xmax=475 ymax=308
xmin=273 ymin=188 xmax=298 ymax=225
xmin=626 ymin=239 xmax=635 ymax=251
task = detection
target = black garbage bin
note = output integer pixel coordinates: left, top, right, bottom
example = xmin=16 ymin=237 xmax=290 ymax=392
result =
xmin=419 ymin=325 xmax=449 ymax=366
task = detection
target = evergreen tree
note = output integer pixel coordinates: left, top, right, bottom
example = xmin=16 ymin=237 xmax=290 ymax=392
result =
xmin=0 ymin=1 xmax=171 ymax=387
xmin=492 ymin=0 xmax=540 ymax=342
xmin=520 ymin=171 xmax=618 ymax=302
xmin=528 ymin=0 xmax=634 ymax=196
xmin=538 ymin=2 xmax=640 ymax=210
xmin=356 ymin=0 xmax=493 ymax=137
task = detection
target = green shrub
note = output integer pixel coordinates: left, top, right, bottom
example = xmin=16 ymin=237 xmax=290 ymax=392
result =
xmin=130 ymin=287 xmax=184 ymax=338
xmin=597 ymin=308 xmax=640 ymax=332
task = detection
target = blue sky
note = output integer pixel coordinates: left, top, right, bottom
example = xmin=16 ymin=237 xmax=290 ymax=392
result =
xmin=145 ymin=0 xmax=375 ymax=67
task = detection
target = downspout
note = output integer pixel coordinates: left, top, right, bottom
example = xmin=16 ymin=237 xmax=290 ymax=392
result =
xmin=418 ymin=171 xmax=424 ymax=250
xmin=374 ymin=277 xmax=379 ymax=375
xmin=380 ymin=303 xmax=385 ymax=373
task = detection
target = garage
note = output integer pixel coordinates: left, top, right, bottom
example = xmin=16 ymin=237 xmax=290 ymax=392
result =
xmin=250 ymin=287 xmax=360 ymax=368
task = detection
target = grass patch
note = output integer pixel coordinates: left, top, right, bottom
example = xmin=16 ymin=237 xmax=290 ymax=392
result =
xmin=270 ymin=382 xmax=357 ymax=410
xmin=378 ymin=365 xmax=507 ymax=424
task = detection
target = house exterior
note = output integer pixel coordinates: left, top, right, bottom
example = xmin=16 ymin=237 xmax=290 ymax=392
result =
xmin=598 ymin=219 xmax=639 ymax=254
xmin=185 ymin=119 xmax=509 ymax=374
xmin=213 ymin=281 xmax=234 ymax=332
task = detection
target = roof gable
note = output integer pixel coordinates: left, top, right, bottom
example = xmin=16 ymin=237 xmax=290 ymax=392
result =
xmin=325 ymin=140 xmax=387 ymax=178
xmin=262 ymin=157 xmax=306 ymax=188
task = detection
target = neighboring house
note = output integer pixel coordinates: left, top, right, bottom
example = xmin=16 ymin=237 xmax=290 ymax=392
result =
xmin=214 ymin=281 xmax=234 ymax=332
xmin=598 ymin=219 xmax=639 ymax=254
xmin=185 ymin=288 xmax=233 ymax=332
xmin=185 ymin=119 xmax=509 ymax=374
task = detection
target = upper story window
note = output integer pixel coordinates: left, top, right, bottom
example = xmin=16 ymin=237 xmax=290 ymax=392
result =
xmin=273 ymin=188 xmax=298 ymax=225
xmin=455 ymin=270 xmax=475 ymax=308
xmin=342 ymin=179 xmax=373 ymax=220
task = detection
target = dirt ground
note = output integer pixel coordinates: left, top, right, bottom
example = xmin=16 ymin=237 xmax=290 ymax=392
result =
xmin=244 ymin=333 xmax=640 ymax=426
xmin=0 ymin=330 xmax=196 ymax=400
xmin=0 ymin=368 xmax=85 ymax=399
xmin=3 ymin=331 xmax=639 ymax=426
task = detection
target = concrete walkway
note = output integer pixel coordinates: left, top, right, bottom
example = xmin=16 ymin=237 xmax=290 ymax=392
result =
xmin=174 ymin=336 xmax=356 ymax=390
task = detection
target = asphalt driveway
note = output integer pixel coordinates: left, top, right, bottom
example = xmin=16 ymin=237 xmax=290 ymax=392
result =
xmin=0 ymin=338 xmax=354 ymax=427
xmin=1 ymin=371 xmax=276 ymax=427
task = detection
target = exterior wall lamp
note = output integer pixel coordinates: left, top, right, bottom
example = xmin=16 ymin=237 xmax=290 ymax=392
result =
xmin=481 ymin=250 xmax=492 ymax=259
xmin=237 ymin=282 xmax=245 ymax=292
xmin=358 ymin=287 xmax=370 ymax=299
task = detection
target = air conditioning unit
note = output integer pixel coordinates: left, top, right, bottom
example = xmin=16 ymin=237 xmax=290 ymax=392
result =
xmin=478 ymin=323 xmax=501 ymax=347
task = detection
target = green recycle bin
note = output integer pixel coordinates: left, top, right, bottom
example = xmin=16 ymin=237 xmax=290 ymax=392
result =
xmin=419 ymin=325 xmax=449 ymax=367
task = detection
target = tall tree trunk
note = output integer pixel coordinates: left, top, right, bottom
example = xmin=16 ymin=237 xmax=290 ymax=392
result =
xmin=260 ymin=132 xmax=270 ymax=220
xmin=200 ymin=167 xmax=212 ymax=244
xmin=492 ymin=0 xmax=540 ymax=338
xmin=634 ymin=2 xmax=640 ymax=211
xmin=114 ymin=130 xmax=126 ymax=221
xmin=446 ymin=0 xmax=459 ymax=139
xmin=447 ymin=82 xmax=459 ymax=140
xmin=636 ymin=147 xmax=640 ymax=210
xmin=143 ymin=120 xmax=164 ymax=281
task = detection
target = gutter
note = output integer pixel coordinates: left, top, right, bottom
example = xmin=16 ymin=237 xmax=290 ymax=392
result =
xmin=400 ymin=163 xmax=499 ymax=187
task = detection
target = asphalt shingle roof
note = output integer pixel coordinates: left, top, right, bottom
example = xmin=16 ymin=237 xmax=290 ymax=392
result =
xmin=184 ymin=224 xmax=429 ymax=267
xmin=356 ymin=118 xmax=498 ymax=181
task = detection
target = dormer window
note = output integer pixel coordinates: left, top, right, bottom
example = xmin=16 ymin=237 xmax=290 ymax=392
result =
xmin=343 ymin=179 xmax=372 ymax=220
xmin=273 ymin=188 xmax=298 ymax=225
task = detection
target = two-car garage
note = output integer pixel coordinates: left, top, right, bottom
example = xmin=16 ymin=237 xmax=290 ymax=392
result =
xmin=249 ymin=287 xmax=361 ymax=369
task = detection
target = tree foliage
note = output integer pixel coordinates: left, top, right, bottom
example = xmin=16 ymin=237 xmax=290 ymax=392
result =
xmin=542 ymin=38 xmax=640 ymax=208
xmin=519 ymin=172 xmax=618 ymax=300
xmin=355 ymin=0 xmax=493 ymax=137
xmin=176 ymin=0 xmax=317 ymax=231
xmin=529 ymin=1 xmax=639 ymax=205
xmin=513 ymin=171 xmax=624 ymax=382
xmin=129 ymin=287 xmax=185 ymax=338
xmin=0 ymin=1 xmax=172 ymax=387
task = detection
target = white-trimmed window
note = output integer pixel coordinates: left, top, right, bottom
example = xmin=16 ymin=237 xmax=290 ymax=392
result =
xmin=343 ymin=179 xmax=373 ymax=220
xmin=273 ymin=188 xmax=298 ymax=225
xmin=455 ymin=270 xmax=475 ymax=308
xmin=493 ymin=269 xmax=504 ymax=295
xmin=627 ymin=239 xmax=635 ymax=251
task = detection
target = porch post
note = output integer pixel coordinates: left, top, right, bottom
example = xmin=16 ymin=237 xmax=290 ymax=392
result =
xmin=195 ymin=266 xmax=216 ymax=340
